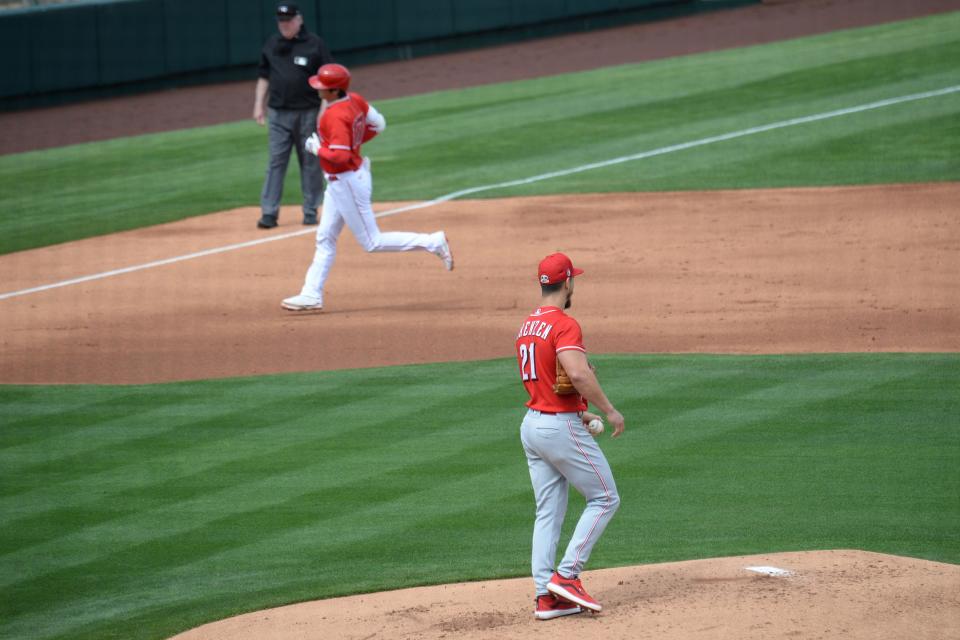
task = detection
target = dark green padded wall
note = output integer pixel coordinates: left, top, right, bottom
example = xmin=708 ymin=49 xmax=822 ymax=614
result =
xmin=30 ymin=5 xmax=99 ymax=92
xmin=97 ymin=0 xmax=165 ymax=85
xmin=1 ymin=0 xmax=742 ymax=105
xmin=163 ymin=0 xmax=228 ymax=73
xmin=395 ymin=0 xmax=455 ymax=42
xmin=319 ymin=0 xmax=397 ymax=52
xmin=0 ymin=12 xmax=32 ymax=96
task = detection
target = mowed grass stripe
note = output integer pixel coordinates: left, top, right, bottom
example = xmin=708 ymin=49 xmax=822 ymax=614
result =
xmin=628 ymin=103 xmax=959 ymax=192
xmin=0 ymin=375 xmax=396 ymax=488
xmin=383 ymin=40 xmax=959 ymax=183
xmin=1 ymin=13 xmax=959 ymax=254
xmin=595 ymin=358 xmax=959 ymax=566
xmin=0 ymin=365 xmax=502 ymax=500
xmin=0 ymin=378 xmax=280 ymax=452
xmin=0 ymin=362 xmax=736 ymax=561
xmin=2 ymin=354 xmax=958 ymax=640
xmin=3 ymin=451 xmax=526 ymax=640
xmin=266 ymin=20 xmax=960 ymax=199
xmin=0 ymin=368 xmax=514 ymax=568
xmin=0 ymin=360 xmax=729 ymax=548
xmin=379 ymin=17 xmax=958 ymax=143
xmin=487 ymin=82 xmax=960 ymax=197
xmin=0 ymin=386 xmax=520 ymax=586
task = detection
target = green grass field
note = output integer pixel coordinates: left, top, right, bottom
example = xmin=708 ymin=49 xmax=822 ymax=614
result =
xmin=1 ymin=11 xmax=959 ymax=640
xmin=0 ymin=12 xmax=958 ymax=254
xmin=2 ymin=355 xmax=958 ymax=640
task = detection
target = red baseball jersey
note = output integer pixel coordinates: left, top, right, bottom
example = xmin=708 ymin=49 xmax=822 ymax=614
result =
xmin=317 ymin=92 xmax=380 ymax=174
xmin=515 ymin=306 xmax=587 ymax=413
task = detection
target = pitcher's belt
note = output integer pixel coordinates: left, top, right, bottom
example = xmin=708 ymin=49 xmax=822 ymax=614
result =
xmin=528 ymin=409 xmax=583 ymax=417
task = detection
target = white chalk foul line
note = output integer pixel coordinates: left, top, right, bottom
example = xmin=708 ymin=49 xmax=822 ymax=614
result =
xmin=2 ymin=84 xmax=957 ymax=301
xmin=0 ymin=233 xmax=309 ymax=300
xmin=374 ymin=84 xmax=960 ymax=216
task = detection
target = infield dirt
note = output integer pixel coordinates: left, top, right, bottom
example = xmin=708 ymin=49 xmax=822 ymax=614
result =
xmin=2 ymin=184 xmax=959 ymax=384
xmin=168 ymin=550 xmax=960 ymax=640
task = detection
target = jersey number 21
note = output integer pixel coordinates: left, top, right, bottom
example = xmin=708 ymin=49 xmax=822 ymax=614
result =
xmin=518 ymin=342 xmax=538 ymax=381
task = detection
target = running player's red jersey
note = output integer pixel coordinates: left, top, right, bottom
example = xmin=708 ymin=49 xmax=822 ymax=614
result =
xmin=317 ymin=92 xmax=379 ymax=174
xmin=515 ymin=306 xmax=587 ymax=413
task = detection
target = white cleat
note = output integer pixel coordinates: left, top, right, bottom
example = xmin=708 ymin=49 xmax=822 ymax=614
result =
xmin=281 ymin=294 xmax=323 ymax=311
xmin=436 ymin=232 xmax=454 ymax=271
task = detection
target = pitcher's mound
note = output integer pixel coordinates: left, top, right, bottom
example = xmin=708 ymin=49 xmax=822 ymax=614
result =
xmin=170 ymin=550 xmax=959 ymax=639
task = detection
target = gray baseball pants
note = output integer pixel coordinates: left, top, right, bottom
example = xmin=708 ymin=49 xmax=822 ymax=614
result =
xmin=520 ymin=408 xmax=620 ymax=595
xmin=260 ymin=107 xmax=324 ymax=222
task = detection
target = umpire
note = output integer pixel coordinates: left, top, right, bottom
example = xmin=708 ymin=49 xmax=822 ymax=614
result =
xmin=253 ymin=2 xmax=333 ymax=228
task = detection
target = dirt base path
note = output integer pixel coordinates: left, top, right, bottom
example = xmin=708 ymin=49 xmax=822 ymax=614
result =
xmin=2 ymin=184 xmax=958 ymax=384
xmin=169 ymin=550 xmax=960 ymax=640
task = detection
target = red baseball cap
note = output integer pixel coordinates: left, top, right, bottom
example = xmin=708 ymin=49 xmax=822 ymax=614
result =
xmin=538 ymin=252 xmax=584 ymax=285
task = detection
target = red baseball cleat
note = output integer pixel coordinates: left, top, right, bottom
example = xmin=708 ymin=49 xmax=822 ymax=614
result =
xmin=546 ymin=572 xmax=602 ymax=612
xmin=534 ymin=593 xmax=583 ymax=620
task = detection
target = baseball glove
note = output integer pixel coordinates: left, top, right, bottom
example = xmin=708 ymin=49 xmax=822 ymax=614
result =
xmin=553 ymin=359 xmax=577 ymax=395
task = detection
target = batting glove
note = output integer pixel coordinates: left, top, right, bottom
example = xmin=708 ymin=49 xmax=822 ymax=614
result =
xmin=304 ymin=133 xmax=320 ymax=156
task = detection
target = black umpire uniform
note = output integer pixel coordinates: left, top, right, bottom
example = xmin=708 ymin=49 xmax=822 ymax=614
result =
xmin=256 ymin=2 xmax=333 ymax=228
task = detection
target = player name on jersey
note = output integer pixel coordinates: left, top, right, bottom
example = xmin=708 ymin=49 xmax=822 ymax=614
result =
xmin=517 ymin=320 xmax=553 ymax=341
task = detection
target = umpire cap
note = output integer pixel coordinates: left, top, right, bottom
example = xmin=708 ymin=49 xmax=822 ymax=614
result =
xmin=276 ymin=2 xmax=300 ymax=20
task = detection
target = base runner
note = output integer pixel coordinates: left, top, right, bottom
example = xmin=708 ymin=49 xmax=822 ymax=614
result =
xmin=282 ymin=63 xmax=453 ymax=312
xmin=515 ymin=252 xmax=625 ymax=620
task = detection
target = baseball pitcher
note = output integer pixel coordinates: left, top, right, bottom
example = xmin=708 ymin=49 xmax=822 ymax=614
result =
xmin=515 ymin=252 xmax=625 ymax=620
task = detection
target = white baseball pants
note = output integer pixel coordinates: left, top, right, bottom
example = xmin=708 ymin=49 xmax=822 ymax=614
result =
xmin=299 ymin=160 xmax=445 ymax=302
xmin=520 ymin=408 xmax=620 ymax=595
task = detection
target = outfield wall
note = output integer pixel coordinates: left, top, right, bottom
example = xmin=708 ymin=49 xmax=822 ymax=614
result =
xmin=0 ymin=0 xmax=757 ymax=109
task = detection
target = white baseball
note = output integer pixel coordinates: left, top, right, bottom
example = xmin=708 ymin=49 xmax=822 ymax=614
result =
xmin=587 ymin=418 xmax=604 ymax=436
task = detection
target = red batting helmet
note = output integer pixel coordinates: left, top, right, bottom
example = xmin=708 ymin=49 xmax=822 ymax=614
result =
xmin=309 ymin=63 xmax=351 ymax=91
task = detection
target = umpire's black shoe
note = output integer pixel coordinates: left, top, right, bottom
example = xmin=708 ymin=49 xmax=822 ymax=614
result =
xmin=302 ymin=215 xmax=318 ymax=225
xmin=257 ymin=216 xmax=278 ymax=229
